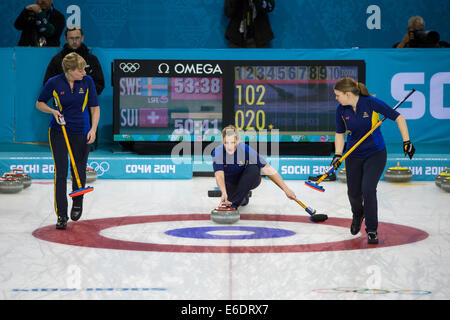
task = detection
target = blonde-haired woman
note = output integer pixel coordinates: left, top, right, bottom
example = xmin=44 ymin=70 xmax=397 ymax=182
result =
xmin=36 ymin=52 xmax=100 ymax=229
xmin=331 ymin=77 xmax=415 ymax=244
xmin=212 ymin=125 xmax=297 ymax=209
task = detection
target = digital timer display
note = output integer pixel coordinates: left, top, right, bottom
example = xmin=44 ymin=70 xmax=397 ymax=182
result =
xmin=113 ymin=59 xmax=365 ymax=144
xmin=233 ymin=64 xmax=361 ymax=142
xmin=171 ymin=77 xmax=222 ymax=99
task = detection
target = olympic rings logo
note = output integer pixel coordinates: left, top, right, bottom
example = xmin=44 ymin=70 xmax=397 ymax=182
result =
xmin=312 ymin=288 xmax=432 ymax=295
xmin=119 ymin=62 xmax=140 ymax=73
xmin=88 ymin=161 xmax=110 ymax=176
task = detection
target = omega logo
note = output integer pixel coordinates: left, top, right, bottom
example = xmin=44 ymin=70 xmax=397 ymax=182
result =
xmin=157 ymin=63 xmax=170 ymax=74
xmin=157 ymin=63 xmax=223 ymax=75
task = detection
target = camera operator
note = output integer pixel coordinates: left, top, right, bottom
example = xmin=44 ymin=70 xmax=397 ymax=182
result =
xmin=224 ymin=0 xmax=275 ymax=48
xmin=14 ymin=0 xmax=65 ymax=47
xmin=394 ymin=16 xmax=449 ymax=48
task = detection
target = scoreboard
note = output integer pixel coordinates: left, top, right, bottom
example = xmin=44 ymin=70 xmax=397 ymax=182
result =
xmin=113 ymin=59 xmax=365 ymax=143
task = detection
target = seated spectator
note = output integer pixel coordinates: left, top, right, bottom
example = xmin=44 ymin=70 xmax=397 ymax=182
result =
xmin=14 ymin=0 xmax=65 ymax=47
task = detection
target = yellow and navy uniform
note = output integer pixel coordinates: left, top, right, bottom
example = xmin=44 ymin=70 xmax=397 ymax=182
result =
xmin=335 ymin=96 xmax=400 ymax=158
xmin=212 ymin=143 xmax=267 ymax=208
xmin=212 ymin=143 xmax=267 ymax=184
xmin=38 ymin=74 xmax=99 ymax=220
xmin=38 ymin=74 xmax=98 ymax=134
xmin=335 ymin=95 xmax=400 ymax=234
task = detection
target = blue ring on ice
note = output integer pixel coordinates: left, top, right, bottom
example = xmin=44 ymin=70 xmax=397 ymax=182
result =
xmin=165 ymin=226 xmax=296 ymax=240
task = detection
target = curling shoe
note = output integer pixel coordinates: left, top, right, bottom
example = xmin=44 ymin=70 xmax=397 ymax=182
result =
xmin=56 ymin=216 xmax=67 ymax=230
xmin=350 ymin=215 xmax=364 ymax=235
xmin=240 ymin=193 xmax=250 ymax=206
xmin=308 ymin=172 xmax=336 ymax=182
xmin=367 ymin=231 xmax=379 ymax=244
xmin=70 ymin=198 xmax=83 ymax=221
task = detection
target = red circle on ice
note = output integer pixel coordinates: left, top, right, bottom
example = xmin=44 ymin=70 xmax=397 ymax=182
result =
xmin=32 ymin=214 xmax=428 ymax=253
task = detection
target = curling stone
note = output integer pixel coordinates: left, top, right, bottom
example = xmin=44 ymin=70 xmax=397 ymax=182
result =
xmin=435 ymin=170 xmax=450 ymax=188
xmin=211 ymin=205 xmax=240 ymax=224
xmin=10 ymin=169 xmax=32 ymax=188
xmin=3 ymin=172 xmax=31 ymax=189
xmin=208 ymin=187 xmax=252 ymax=198
xmin=86 ymin=166 xmax=98 ymax=183
xmin=441 ymin=177 xmax=450 ymax=193
xmin=0 ymin=176 xmax=24 ymax=194
xmin=384 ymin=163 xmax=412 ymax=182
xmin=337 ymin=168 xmax=347 ymax=183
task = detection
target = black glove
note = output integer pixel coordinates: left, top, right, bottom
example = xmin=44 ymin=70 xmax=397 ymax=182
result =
xmin=403 ymin=140 xmax=415 ymax=159
xmin=330 ymin=154 xmax=343 ymax=170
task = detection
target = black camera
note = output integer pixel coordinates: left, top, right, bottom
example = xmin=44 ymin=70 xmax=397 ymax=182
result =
xmin=25 ymin=9 xmax=36 ymax=23
xmin=409 ymin=30 xmax=440 ymax=48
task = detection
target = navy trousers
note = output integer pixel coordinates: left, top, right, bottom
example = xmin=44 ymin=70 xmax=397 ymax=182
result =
xmin=226 ymin=165 xmax=261 ymax=208
xmin=49 ymin=128 xmax=90 ymax=219
xmin=345 ymin=149 xmax=387 ymax=232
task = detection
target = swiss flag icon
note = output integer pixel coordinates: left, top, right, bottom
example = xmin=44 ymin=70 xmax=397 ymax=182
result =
xmin=139 ymin=108 xmax=168 ymax=127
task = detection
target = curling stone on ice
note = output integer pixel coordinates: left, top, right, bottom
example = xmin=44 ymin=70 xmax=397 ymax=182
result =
xmin=384 ymin=162 xmax=412 ymax=182
xmin=86 ymin=166 xmax=98 ymax=183
xmin=435 ymin=169 xmax=450 ymax=188
xmin=0 ymin=176 xmax=23 ymax=194
xmin=337 ymin=167 xmax=347 ymax=183
xmin=211 ymin=205 xmax=240 ymax=224
xmin=10 ymin=168 xmax=32 ymax=188
xmin=441 ymin=177 xmax=450 ymax=193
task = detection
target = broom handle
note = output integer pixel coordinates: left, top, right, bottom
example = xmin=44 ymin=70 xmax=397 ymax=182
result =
xmin=266 ymin=175 xmax=308 ymax=210
xmin=315 ymin=89 xmax=416 ymax=185
xmin=340 ymin=89 xmax=416 ymax=163
xmin=61 ymin=125 xmax=83 ymax=189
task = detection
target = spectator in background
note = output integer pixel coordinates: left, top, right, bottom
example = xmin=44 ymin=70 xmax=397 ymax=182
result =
xmin=44 ymin=26 xmax=105 ymax=95
xmin=44 ymin=25 xmax=105 ymax=149
xmin=14 ymin=0 xmax=65 ymax=47
xmin=224 ymin=0 xmax=275 ymax=48
xmin=394 ymin=16 xmax=449 ymax=48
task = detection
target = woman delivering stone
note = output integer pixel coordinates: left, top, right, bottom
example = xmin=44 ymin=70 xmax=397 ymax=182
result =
xmin=212 ymin=125 xmax=297 ymax=210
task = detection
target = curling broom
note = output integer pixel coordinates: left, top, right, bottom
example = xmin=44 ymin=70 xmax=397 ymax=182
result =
xmin=59 ymin=116 xmax=94 ymax=197
xmin=305 ymin=89 xmax=416 ymax=192
xmin=266 ymin=175 xmax=327 ymax=222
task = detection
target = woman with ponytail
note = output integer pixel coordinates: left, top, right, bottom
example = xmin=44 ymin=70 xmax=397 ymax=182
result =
xmin=330 ymin=77 xmax=415 ymax=244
